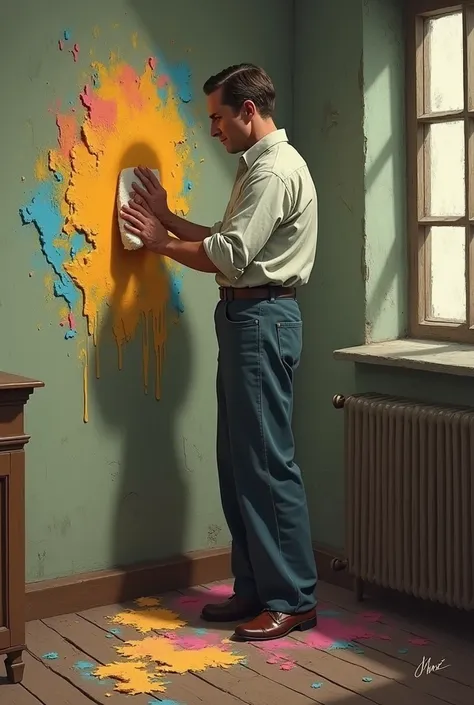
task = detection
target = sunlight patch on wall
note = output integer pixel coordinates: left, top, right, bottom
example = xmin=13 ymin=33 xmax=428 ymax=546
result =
xmin=20 ymin=28 xmax=199 ymax=420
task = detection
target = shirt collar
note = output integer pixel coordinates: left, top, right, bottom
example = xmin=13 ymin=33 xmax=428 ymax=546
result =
xmin=241 ymin=128 xmax=288 ymax=169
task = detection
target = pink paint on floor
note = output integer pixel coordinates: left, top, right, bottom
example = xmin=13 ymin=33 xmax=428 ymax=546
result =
xmin=163 ymin=632 xmax=227 ymax=650
xmin=303 ymin=617 xmax=377 ymax=650
xmin=206 ymin=584 xmax=234 ymax=599
xmin=409 ymin=637 xmax=430 ymax=646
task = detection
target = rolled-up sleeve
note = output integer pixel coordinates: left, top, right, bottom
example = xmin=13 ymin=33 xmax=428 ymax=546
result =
xmin=203 ymin=170 xmax=288 ymax=283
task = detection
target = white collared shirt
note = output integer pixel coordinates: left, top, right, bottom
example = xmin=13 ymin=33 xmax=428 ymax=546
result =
xmin=203 ymin=128 xmax=318 ymax=288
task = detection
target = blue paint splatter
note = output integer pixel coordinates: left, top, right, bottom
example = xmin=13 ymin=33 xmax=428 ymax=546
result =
xmin=168 ymin=270 xmax=184 ymax=314
xmin=328 ymin=640 xmax=354 ymax=650
xmin=362 ymin=676 xmax=373 ymax=683
xmin=193 ymin=628 xmax=207 ymax=636
xmin=154 ymin=54 xmax=193 ymax=126
xmin=311 ymin=682 xmax=323 ymax=689
xmin=168 ymin=63 xmax=192 ymax=103
xmin=64 ymin=30 xmax=71 ymax=41
xmin=42 ymin=652 xmax=59 ymax=660
xmin=20 ymin=181 xmax=79 ymax=338
xmin=398 ymin=647 xmax=409 ymax=654
xmin=74 ymin=661 xmax=95 ymax=670
xmin=69 ymin=232 xmax=89 ymax=259
xmin=109 ymin=627 xmax=121 ymax=634
xmin=53 ymin=171 xmax=63 ymax=183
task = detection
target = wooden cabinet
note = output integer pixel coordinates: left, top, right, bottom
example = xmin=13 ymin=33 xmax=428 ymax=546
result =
xmin=0 ymin=372 xmax=43 ymax=683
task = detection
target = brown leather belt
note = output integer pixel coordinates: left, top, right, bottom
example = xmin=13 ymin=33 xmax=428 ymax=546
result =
xmin=219 ymin=286 xmax=296 ymax=301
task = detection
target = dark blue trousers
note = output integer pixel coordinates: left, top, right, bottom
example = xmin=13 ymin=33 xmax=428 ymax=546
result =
xmin=214 ymin=296 xmax=317 ymax=614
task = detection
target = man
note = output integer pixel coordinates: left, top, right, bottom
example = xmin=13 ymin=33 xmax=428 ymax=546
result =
xmin=120 ymin=63 xmax=318 ymax=642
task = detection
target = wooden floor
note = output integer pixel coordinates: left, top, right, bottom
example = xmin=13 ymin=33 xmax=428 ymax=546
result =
xmin=2 ymin=579 xmax=474 ymax=705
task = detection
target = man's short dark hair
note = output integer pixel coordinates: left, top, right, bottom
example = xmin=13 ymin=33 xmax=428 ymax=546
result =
xmin=203 ymin=63 xmax=275 ymax=118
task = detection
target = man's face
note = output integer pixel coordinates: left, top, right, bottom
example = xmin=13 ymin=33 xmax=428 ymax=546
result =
xmin=206 ymin=87 xmax=252 ymax=154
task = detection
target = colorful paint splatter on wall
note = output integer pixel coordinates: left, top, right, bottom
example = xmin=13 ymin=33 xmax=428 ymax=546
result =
xmin=20 ymin=28 xmax=198 ymax=421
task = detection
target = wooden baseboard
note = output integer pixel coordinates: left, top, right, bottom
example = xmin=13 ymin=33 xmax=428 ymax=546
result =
xmin=25 ymin=547 xmax=231 ymax=621
xmin=25 ymin=544 xmax=352 ymax=620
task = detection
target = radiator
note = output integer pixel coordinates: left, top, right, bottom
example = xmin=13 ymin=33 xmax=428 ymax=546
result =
xmin=333 ymin=392 xmax=474 ymax=610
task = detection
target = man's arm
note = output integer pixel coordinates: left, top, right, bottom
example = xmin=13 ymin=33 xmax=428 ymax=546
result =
xmin=160 ymin=210 xmax=211 ymax=243
xmin=160 ymin=238 xmax=220 ymax=273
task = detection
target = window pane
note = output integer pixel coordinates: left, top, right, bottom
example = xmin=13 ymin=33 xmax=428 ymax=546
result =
xmin=426 ymin=12 xmax=463 ymax=113
xmin=429 ymin=227 xmax=466 ymax=322
xmin=426 ymin=121 xmax=465 ymax=217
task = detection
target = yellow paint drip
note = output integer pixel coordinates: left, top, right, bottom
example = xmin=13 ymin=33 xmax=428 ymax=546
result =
xmin=116 ymin=635 xmax=244 ymax=674
xmin=94 ymin=661 xmax=167 ymax=695
xmin=110 ymin=604 xmax=186 ymax=633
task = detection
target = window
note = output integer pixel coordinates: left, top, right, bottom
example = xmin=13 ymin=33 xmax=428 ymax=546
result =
xmin=407 ymin=1 xmax=474 ymax=342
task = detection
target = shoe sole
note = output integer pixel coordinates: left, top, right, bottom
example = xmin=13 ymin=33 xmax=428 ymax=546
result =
xmin=232 ymin=614 xmax=317 ymax=641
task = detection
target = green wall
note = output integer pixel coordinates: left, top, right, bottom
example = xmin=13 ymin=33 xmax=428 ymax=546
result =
xmin=0 ymin=0 xmax=293 ymax=582
xmin=293 ymin=0 xmax=366 ymax=551
xmin=3 ymin=0 xmax=465 ymax=583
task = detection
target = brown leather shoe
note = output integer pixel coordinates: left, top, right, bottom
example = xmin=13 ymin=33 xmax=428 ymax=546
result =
xmin=201 ymin=595 xmax=262 ymax=622
xmin=233 ymin=608 xmax=317 ymax=641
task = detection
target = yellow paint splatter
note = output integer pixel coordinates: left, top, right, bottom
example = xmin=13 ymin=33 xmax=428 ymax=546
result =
xmin=117 ymin=635 xmax=244 ymax=674
xmin=92 ymin=25 xmax=100 ymax=39
xmin=131 ymin=31 xmax=138 ymax=48
xmin=34 ymin=152 xmax=48 ymax=181
xmin=43 ymin=56 xmax=194 ymax=415
xmin=135 ymin=596 xmax=160 ymax=608
xmin=110 ymin=603 xmax=186 ymax=633
xmin=94 ymin=661 xmax=167 ymax=695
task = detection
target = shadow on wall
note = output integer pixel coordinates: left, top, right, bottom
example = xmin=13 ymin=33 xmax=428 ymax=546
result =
xmin=91 ymin=142 xmax=192 ymax=591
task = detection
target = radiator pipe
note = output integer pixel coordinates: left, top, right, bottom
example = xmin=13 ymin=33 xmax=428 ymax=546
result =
xmin=332 ymin=394 xmax=345 ymax=409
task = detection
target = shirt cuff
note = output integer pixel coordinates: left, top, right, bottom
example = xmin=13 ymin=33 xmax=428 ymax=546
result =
xmin=203 ymin=231 xmax=245 ymax=283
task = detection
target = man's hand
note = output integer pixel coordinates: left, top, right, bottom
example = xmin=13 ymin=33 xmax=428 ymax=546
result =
xmin=131 ymin=166 xmax=169 ymax=219
xmin=120 ymin=201 xmax=170 ymax=253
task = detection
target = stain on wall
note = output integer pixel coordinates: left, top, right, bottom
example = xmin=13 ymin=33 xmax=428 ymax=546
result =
xmin=20 ymin=28 xmax=198 ymax=421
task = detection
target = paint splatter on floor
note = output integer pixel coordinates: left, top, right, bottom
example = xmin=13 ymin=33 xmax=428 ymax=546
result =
xmin=94 ymin=634 xmax=244 ymax=694
xmin=94 ymin=661 xmax=168 ymax=695
xmin=109 ymin=597 xmax=186 ymax=633
xmin=94 ymin=588 xmax=403 ymax=695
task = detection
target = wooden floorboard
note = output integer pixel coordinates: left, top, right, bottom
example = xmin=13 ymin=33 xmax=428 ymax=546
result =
xmin=0 ymin=580 xmax=472 ymax=704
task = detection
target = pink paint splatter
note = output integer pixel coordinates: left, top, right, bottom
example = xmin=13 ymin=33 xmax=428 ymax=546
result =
xmin=80 ymin=85 xmax=117 ymax=131
xmin=157 ymin=74 xmax=170 ymax=89
xmin=58 ymin=40 xmax=64 ymax=51
xmin=148 ymin=56 xmax=157 ymax=71
xmin=409 ymin=637 xmax=430 ymax=646
xmin=56 ymin=114 xmax=78 ymax=158
xmin=301 ymin=618 xmax=377 ymax=650
xmin=163 ymin=632 xmax=226 ymax=650
xmin=279 ymin=661 xmax=296 ymax=671
xmin=117 ymin=65 xmax=143 ymax=109
xmin=72 ymin=43 xmax=80 ymax=62
xmin=206 ymin=584 xmax=233 ymax=598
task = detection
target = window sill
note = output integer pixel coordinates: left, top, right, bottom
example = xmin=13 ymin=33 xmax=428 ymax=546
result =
xmin=333 ymin=339 xmax=474 ymax=378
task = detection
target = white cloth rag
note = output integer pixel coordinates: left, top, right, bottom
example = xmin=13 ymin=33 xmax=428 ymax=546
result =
xmin=117 ymin=167 xmax=161 ymax=250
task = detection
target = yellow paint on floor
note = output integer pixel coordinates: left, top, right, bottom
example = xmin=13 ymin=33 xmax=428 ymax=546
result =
xmin=109 ymin=599 xmax=186 ymax=633
xmin=117 ymin=635 xmax=244 ymax=674
xmin=94 ymin=661 xmax=167 ymax=695
xmin=134 ymin=596 xmax=160 ymax=608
